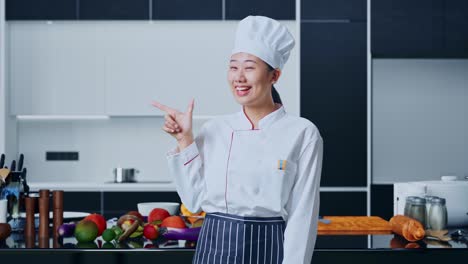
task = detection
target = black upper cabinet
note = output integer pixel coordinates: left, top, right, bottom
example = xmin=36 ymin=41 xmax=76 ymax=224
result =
xmin=226 ymin=0 xmax=295 ymax=20
xmin=444 ymin=0 xmax=468 ymax=57
xmin=301 ymin=22 xmax=367 ymax=187
xmin=372 ymin=0 xmax=468 ymax=58
xmin=153 ymin=0 xmax=222 ymax=20
xmin=372 ymin=16 xmax=444 ymax=57
xmin=372 ymin=0 xmax=444 ymax=18
xmin=6 ymin=0 xmax=77 ymax=20
xmin=79 ymin=0 xmax=149 ymax=20
xmin=372 ymin=0 xmax=444 ymax=57
xmin=6 ymin=0 xmax=296 ymax=21
xmin=301 ymin=0 xmax=367 ymax=21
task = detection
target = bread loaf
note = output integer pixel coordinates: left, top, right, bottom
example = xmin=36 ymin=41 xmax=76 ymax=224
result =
xmin=389 ymin=215 xmax=425 ymax=242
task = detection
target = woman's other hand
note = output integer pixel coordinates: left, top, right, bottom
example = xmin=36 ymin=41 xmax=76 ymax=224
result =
xmin=152 ymin=99 xmax=194 ymax=150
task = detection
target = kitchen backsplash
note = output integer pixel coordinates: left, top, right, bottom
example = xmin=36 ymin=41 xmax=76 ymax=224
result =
xmin=17 ymin=117 xmax=206 ymax=183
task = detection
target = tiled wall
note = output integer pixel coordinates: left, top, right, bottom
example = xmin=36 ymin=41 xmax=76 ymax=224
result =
xmin=18 ymin=117 xmax=206 ymax=183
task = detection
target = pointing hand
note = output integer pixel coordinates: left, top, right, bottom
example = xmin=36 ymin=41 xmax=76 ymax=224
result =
xmin=151 ymin=99 xmax=194 ymax=145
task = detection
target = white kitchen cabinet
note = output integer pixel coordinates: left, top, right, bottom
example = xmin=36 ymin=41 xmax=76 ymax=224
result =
xmin=9 ymin=22 xmax=106 ymax=115
xmin=8 ymin=21 xmax=298 ymax=117
xmin=105 ymin=22 xmax=240 ymax=116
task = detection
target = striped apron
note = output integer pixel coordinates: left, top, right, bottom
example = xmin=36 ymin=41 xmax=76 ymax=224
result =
xmin=192 ymin=212 xmax=286 ymax=264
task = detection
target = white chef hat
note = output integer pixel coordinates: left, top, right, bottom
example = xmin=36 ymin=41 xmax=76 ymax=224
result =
xmin=231 ymin=16 xmax=295 ymax=70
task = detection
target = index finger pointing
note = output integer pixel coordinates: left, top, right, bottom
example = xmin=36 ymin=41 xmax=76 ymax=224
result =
xmin=151 ymin=101 xmax=176 ymax=115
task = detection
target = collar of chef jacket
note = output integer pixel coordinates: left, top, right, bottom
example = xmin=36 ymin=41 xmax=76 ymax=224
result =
xmin=230 ymin=103 xmax=286 ymax=130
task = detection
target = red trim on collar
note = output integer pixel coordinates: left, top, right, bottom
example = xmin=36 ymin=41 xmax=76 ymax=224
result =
xmin=242 ymin=107 xmax=255 ymax=130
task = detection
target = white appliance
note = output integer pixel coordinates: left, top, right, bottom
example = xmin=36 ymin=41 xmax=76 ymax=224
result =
xmin=394 ymin=176 xmax=468 ymax=227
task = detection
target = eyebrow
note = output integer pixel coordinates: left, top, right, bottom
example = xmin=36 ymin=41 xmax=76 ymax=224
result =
xmin=230 ymin=59 xmax=258 ymax=64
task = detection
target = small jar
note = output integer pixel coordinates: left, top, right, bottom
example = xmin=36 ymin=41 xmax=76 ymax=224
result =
xmin=424 ymin=195 xmax=438 ymax=229
xmin=409 ymin=197 xmax=426 ymax=227
xmin=404 ymin=196 xmax=418 ymax=217
xmin=428 ymin=197 xmax=447 ymax=231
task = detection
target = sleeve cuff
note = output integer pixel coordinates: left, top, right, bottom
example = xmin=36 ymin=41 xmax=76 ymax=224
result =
xmin=166 ymin=141 xmax=200 ymax=166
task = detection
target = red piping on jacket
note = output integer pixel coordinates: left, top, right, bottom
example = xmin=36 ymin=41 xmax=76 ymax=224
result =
xmin=225 ymin=131 xmax=234 ymax=213
xmin=242 ymin=107 xmax=256 ymax=130
xmin=184 ymin=154 xmax=199 ymax=166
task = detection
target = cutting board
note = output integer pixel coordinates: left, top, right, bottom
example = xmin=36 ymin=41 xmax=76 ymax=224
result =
xmin=318 ymin=216 xmax=392 ymax=235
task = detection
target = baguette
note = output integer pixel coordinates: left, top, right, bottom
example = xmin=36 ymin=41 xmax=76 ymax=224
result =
xmin=389 ymin=215 xmax=425 ymax=242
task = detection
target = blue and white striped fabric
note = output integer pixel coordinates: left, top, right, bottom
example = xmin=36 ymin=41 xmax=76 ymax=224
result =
xmin=193 ymin=212 xmax=286 ymax=264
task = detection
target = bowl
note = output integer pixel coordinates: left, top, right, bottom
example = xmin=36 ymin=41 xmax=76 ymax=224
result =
xmin=137 ymin=202 xmax=180 ymax=216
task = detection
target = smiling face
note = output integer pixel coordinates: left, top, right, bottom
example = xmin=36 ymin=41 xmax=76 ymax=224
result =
xmin=228 ymin=52 xmax=280 ymax=107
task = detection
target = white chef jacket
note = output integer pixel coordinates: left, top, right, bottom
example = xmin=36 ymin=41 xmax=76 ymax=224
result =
xmin=166 ymin=105 xmax=323 ymax=264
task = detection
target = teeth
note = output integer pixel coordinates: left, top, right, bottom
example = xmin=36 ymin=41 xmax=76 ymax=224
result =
xmin=236 ymin=87 xmax=250 ymax=91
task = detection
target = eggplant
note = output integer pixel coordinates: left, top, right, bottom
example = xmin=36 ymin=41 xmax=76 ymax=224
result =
xmin=58 ymin=223 xmax=76 ymax=237
xmin=161 ymin=227 xmax=201 ymax=241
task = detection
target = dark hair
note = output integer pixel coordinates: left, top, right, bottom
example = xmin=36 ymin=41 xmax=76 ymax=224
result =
xmin=266 ymin=63 xmax=283 ymax=105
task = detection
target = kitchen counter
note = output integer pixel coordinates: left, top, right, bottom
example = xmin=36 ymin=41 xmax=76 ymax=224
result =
xmin=28 ymin=182 xmax=177 ymax=192
xmin=1 ymin=229 xmax=467 ymax=264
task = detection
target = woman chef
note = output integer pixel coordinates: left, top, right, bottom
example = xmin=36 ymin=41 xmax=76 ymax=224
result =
xmin=152 ymin=16 xmax=323 ymax=264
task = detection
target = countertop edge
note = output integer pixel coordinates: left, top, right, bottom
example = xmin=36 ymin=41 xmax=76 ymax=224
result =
xmin=28 ymin=182 xmax=177 ymax=192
